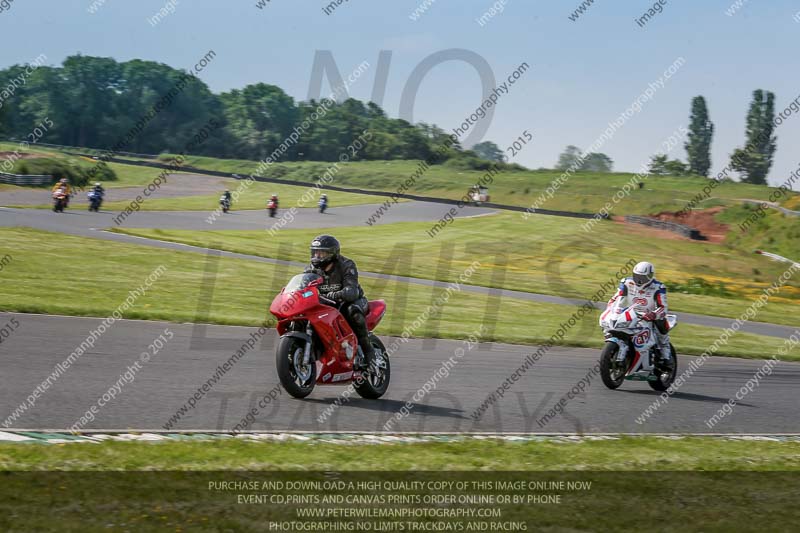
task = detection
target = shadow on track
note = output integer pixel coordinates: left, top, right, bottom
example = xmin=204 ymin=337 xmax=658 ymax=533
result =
xmin=619 ymin=389 xmax=756 ymax=407
xmin=304 ymin=397 xmax=467 ymax=420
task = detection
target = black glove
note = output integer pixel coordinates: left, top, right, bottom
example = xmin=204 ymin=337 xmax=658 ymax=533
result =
xmin=327 ymin=290 xmax=344 ymax=302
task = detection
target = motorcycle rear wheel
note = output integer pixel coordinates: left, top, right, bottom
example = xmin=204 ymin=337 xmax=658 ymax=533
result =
xmin=354 ymin=335 xmax=390 ymax=399
xmin=648 ymin=344 xmax=678 ymax=392
xmin=276 ymin=336 xmax=316 ymax=398
xmin=600 ymin=342 xmax=627 ymax=390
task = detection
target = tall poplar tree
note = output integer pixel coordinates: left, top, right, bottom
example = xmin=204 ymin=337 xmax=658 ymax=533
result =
xmin=730 ymin=89 xmax=777 ymax=184
xmin=685 ymin=96 xmax=713 ymax=176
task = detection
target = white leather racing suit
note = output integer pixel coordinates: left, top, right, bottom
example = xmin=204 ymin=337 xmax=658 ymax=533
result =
xmin=606 ymin=277 xmax=671 ymax=359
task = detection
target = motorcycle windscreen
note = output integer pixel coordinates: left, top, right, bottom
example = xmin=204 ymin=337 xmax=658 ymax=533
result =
xmin=269 ymin=273 xmax=322 ymax=318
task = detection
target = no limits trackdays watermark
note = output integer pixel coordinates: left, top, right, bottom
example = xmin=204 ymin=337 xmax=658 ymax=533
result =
xmin=205 ymin=61 xmax=370 ymax=225
xmin=522 ymin=56 xmax=685 ymax=218
xmin=316 ymin=260 xmax=482 ymax=425
xmin=1 ymin=265 xmax=168 ymax=428
xmin=267 ymin=129 xmax=372 ymax=236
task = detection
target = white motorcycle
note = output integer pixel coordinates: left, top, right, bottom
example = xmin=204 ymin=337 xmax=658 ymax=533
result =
xmin=598 ymin=306 xmax=678 ymax=391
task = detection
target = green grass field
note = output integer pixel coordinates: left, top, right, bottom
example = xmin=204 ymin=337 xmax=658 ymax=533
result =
xmin=2 ymin=436 xmax=798 ymax=470
xmin=158 ymin=152 xmax=799 ymax=215
xmin=8 ymin=142 xmax=798 ymax=217
xmin=0 ymin=227 xmax=793 ymax=359
xmin=112 ymin=209 xmax=800 ymax=328
xmin=0 ymin=438 xmax=797 ymax=531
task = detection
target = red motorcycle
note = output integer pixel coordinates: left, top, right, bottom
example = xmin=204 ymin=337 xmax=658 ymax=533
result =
xmin=269 ymin=272 xmax=390 ymax=399
xmin=267 ymin=196 xmax=278 ymax=218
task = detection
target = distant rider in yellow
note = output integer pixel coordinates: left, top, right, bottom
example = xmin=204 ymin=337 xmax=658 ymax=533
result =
xmin=51 ymin=177 xmax=72 ymax=206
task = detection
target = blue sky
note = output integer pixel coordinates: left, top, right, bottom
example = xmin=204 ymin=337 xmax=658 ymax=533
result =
xmin=1 ymin=0 xmax=798 ymax=185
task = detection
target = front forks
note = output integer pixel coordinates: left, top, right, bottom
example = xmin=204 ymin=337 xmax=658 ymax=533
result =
xmin=303 ymin=323 xmax=313 ymax=365
xmin=606 ymin=337 xmax=629 ymax=362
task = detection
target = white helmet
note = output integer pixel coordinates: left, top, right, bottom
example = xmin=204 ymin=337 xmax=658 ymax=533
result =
xmin=632 ymin=261 xmax=655 ymax=287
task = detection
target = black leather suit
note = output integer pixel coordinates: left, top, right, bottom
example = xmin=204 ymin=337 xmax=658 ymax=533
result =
xmin=305 ymin=255 xmax=373 ymax=361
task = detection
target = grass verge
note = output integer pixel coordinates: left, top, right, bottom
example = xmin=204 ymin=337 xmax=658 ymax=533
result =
xmin=157 ymin=154 xmax=800 ymax=215
xmin=0 ymin=227 xmax=794 ymax=359
xmin=0 ymin=436 xmax=798 ymax=470
xmin=112 ymin=210 xmax=800 ymax=327
xmin=0 ymin=438 xmax=797 ymax=530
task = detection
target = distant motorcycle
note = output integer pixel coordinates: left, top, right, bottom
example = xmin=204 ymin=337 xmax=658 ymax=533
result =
xmin=598 ymin=306 xmax=678 ymax=391
xmin=267 ymin=197 xmax=278 ymax=218
xmin=52 ymin=188 xmax=68 ymax=213
xmin=87 ymin=190 xmax=103 ymax=212
xmin=318 ymin=196 xmax=328 ymax=214
xmin=219 ymin=195 xmax=231 ymax=213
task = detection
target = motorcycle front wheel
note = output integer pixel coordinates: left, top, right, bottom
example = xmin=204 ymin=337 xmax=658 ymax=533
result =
xmin=354 ymin=335 xmax=390 ymax=399
xmin=276 ymin=336 xmax=316 ymax=398
xmin=648 ymin=344 xmax=678 ymax=392
xmin=599 ymin=341 xmax=627 ymax=390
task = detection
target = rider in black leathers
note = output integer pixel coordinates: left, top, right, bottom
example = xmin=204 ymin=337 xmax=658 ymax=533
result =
xmin=304 ymin=235 xmax=376 ymax=369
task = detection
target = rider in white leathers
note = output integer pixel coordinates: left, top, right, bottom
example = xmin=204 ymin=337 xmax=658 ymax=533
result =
xmin=605 ymin=261 xmax=672 ymax=363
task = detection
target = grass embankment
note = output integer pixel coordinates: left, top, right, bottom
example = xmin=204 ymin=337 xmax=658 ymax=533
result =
xmin=113 ymin=210 xmax=800 ymax=328
xmin=0 ymin=227 xmax=793 ymax=359
xmin=717 ymin=204 xmax=800 ymax=260
xmin=8 ymin=142 xmax=796 ymax=215
xmin=156 ymin=153 xmax=798 ymax=215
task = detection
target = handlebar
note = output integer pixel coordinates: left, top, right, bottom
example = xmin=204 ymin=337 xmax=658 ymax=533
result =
xmin=319 ymin=294 xmax=340 ymax=307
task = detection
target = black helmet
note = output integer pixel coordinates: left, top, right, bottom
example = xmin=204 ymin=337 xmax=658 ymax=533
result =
xmin=310 ymin=234 xmax=340 ymax=268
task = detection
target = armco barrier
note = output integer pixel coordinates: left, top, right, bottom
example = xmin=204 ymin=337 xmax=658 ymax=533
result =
xmin=0 ymin=173 xmax=52 ymax=186
xmin=625 ymin=215 xmax=704 ymax=240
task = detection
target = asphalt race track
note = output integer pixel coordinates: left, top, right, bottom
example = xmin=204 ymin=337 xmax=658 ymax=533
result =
xmin=1 ymin=312 xmax=798 ymax=433
xmin=2 ymin=201 xmax=799 ymax=434
xmin=0 ymin=200 xmax=496 ymax=232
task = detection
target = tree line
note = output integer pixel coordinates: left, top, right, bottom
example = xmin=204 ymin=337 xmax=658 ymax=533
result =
xmin=554 ymin=91 xmax=780 ymax=185
xmin=0 ymin=55 xmax=782 ymax=184
xmin=0 ymin=54 xmax=516 ymax=170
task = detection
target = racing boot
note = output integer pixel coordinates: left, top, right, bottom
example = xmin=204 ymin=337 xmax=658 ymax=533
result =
xmin=656 ymin=333 xmax=673 ymax=369
xmin=355 ymin=340 xmax=376 ymax=372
